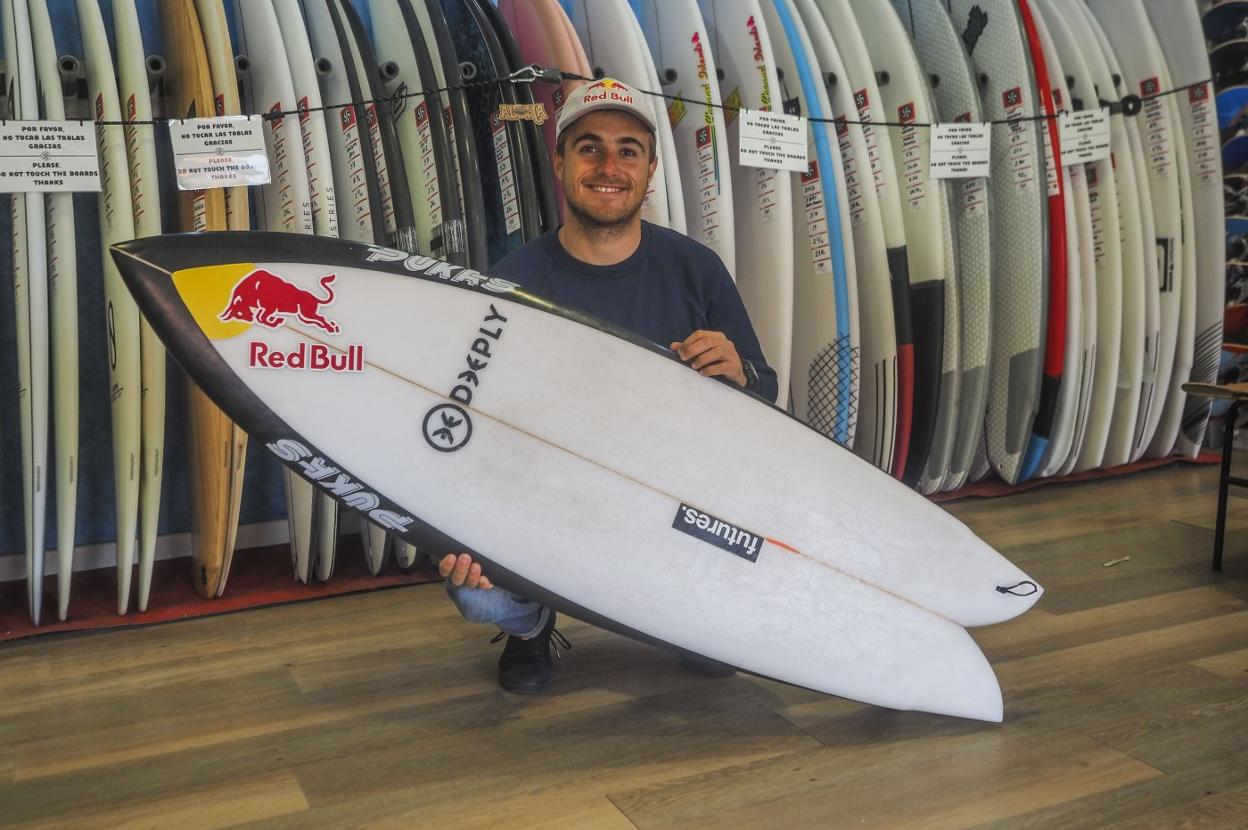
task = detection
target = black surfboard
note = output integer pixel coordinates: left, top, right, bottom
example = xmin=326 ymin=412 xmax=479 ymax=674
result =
xmin=437 ymin=0 xmax=542 ymax=263
xmin=473 ymin=0 xmax=560 ymax=235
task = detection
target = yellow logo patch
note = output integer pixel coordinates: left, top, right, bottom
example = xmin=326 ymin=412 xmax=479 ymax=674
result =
xmin=172 ymin=263 xmax=257 ymax=341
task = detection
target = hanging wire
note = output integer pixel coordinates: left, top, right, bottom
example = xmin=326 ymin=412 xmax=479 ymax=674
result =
xmin=12 ymin=63 xmax=1210 ymax=130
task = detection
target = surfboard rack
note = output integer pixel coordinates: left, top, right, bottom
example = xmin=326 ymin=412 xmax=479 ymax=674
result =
xmin=1183 ymin=382 xmax=1248 ymax=572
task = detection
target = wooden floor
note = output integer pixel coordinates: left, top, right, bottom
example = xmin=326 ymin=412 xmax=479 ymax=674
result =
xmin=2 ymin=460 xmax=1248 ymax=829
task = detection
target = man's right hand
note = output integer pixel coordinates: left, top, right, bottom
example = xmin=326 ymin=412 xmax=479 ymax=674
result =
xmin=439 ymin=553 xmax=494 ymax=590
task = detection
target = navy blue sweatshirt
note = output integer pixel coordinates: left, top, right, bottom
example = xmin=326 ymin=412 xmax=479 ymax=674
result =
xmin=491 ymin=221 xmax=779 ymax=404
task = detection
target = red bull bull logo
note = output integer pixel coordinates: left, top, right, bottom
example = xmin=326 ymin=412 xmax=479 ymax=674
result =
xmin=220 ymin=269 xmax=341 ymax=334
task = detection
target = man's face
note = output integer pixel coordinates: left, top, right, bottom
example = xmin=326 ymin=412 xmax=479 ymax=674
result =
xmin=556 ymin=110 xmax=658 ymax=230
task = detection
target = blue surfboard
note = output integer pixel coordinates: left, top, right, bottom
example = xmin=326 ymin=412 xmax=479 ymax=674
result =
xmin=768 ymin=0 xmax=856 ymax=444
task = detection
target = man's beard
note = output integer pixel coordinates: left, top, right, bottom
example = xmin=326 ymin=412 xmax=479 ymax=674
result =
xmin=563 ymin=179 xmax=648 ymax=236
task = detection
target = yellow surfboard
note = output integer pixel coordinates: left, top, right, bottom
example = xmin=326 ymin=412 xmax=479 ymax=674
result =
xmin=160 ymin=0 xmax=248 ymax=599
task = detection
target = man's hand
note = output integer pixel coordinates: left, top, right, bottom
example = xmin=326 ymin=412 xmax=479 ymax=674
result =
xmin=670 ymin=330 xmax=747 ymax=386
xmin=439 ymin=553 xmax=494 ymax=590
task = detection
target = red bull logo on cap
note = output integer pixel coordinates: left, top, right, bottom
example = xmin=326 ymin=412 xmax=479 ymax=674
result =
xmin=582 ymin=79 xmax=638 ymax=108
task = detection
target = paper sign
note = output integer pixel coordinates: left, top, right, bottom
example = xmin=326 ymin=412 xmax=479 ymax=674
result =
xmin=738 ymin=109 xmax=808 ymax=173
xmin=930 ymin=123 xmax=991 ymax=179
xmin=0 ymin=121 xmax=100 ymax=192
xmin=169 ymin=116 xmax=270 ymax=190
xmin=1059 ymin=110 xmax=1111 ymax=165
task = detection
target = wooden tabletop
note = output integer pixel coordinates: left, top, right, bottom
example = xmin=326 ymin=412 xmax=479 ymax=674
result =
xmin=1182 ymin=382 xmax=1248 ymax=401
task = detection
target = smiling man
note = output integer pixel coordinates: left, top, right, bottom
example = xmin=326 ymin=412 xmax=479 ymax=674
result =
xmin=438 ymin=78 xmax=778 ymax=694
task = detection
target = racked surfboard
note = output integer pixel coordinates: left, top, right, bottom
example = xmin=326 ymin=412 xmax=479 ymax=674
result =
xmin=946 ymin=0 xmax=1047 ymax=485
xmin=809 ymin=0 xmax=912 ymax=478
xmin=563 ymin=0 xmax=679 ymax=230
xmin=795 ymin=0 xmax=898 ymax=473
xmin=30 ymin=0 xmax=77 ymax=621
xmin=764 ymin=0 xmax=860 ymax=445
xmin=1144 ymin=0 xmax=1226 ymax=459
xmin=634 ymin=0 xmax=737 ymax=275
xmin=8 ymin=0 xmax=50 ymax=624
xmin=1041 ymin=0 xmax=1123 ymax=477
xmin=848 ymin=0 xmax=952 ymax=483
xmin=890 ymin=0 xmax=990 ymax=494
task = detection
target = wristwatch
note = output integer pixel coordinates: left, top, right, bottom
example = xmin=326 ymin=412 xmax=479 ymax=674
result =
xmin=741 ymin=359 xmax=760 ymax=391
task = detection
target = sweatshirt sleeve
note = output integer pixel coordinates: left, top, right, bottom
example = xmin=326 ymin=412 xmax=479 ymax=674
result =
xmin=709 ymin=270 xmax=780 ymax=405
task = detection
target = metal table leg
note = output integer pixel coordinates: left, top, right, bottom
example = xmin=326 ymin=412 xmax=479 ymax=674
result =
xmin=1215 ymin=400 xmax=1242 ymax=572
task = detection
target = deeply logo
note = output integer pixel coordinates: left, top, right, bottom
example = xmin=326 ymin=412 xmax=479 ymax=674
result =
xmin=672 ymin=504 xmax=762 ymax=563
xmin=220 ymin=269 xmax=341 ymax=334
xmin=423 ymin=403 xmax=472 ymax=452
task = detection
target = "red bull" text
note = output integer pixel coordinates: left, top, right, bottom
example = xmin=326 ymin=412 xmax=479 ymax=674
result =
xmin=249 ymin=342 xmax=364 ymax=373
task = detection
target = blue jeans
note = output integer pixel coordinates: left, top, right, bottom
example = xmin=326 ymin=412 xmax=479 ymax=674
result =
xmin=446 ymin=582 xmax=550 ymax=638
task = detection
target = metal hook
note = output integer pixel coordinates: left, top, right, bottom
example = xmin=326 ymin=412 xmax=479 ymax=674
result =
xmin=509 ymin=64 xmax=562 ymax=85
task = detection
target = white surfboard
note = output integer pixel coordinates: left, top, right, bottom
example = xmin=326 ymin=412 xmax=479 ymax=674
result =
xmin=274 ymin=0 xmax=343 ymax=581
xmin=1075 ymin=0 xmax=1160 ymax=469
xmin=700 ymin=0 xmax=795 ymax=407
xmin=304 ymin=0 xmax=375 ymax=246
xmin=633 ymin=0 xmax=736 ymax=275
xmin=234 ymin=0 xmax=320 ymax=584
xmin=762 ymin=0 xmax=860 ymax=446
xmin=1039 ymin=0 xmax=1123 ymax=478
xmin=890 ymin=0 xmax=992 ymax=494
xmin=795 ymin=0 xmax=898 ymax=473
xmin=28 ymin=0 xmax=77 ymax=622
xmin=564 ymin=0 xmax=677 ymax=230
xmin=113 ymin=231 xmax=1045 ymax=722
xmin=304 ymin=0 xmax=392 ymax=573
xmin=1087 ymin=0 xmax=1185 ymax=463
xmin=8 ymin=0 xmax=49 ymax=625
xmin=809 ymin=0 xmax=911 ymax=478
xmin=367 ymin=0 xmax=448 ymax=258
xmin=848 ymin=0 xmax=953 ymax=485
xmin=945 ymin=0 xmax=1048 ymax=486
xmin=1146 ymin=51 xmax=1198 ymax=460
xmin=890 ymin=0 xmax=990 ymax=494
xmin=113 ymin=0 xmax=168 ymax=613
xmin=1143 ymin=0 xmax=1225 ymax=459
xmin=76 ymin=0 xmax=143 ymax=616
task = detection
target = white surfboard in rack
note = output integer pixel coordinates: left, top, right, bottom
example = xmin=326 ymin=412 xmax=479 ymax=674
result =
xmin=111 ymin=231 xmax=1043 ymax=722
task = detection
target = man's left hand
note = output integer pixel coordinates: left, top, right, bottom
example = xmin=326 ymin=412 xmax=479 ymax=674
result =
xmin=670 ymin=330 xmax=746 ymax=386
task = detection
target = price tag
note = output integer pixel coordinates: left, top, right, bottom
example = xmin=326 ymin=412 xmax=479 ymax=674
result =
xmin=169 ymin=115 xmax=271 ymax=190
xmin=0 ymin=121 xmax=100 ymax=192
xmin=930 ymin=123 xmax=991 ymax=179
xmin=1059 ymin=110 xmax=1111 ymax=164
xmin=738 ymin=109 xmax=808 ymax=173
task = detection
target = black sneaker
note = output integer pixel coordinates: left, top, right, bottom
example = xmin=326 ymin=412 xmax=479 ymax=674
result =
xmin=492 ymin=612 xmax=571 ymax=694
xmin=679 ymin=654 xmax=736 ymax=678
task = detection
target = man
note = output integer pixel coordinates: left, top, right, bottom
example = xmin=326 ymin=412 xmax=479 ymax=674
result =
xmin=438 ymin=79 xmax=778 ymax=693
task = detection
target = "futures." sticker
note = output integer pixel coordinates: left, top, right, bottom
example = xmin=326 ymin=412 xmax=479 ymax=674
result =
xmin=672 ymin=504 xmax=762 ymax=563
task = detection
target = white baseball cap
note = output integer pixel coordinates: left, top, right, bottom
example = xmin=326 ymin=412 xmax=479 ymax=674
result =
xmin=556 ymin=78 xmax=658 ymax=139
